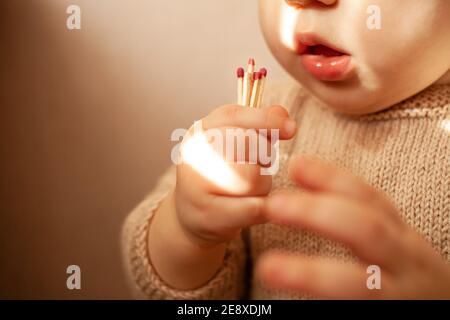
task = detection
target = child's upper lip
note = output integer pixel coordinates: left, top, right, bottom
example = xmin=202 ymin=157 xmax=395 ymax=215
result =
xmin=294 ymin=32 xmax=350 ymax=56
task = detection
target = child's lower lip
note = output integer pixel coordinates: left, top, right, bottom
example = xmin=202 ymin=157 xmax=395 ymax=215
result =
xmin=300 ymin=54 xmax=354 ymax=82
xmin=294 ymin=33 xmax=355 ymax=82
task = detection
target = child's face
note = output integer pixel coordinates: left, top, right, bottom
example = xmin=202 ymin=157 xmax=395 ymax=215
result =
xmin=259 ymin=0 xmax=450 ymax=114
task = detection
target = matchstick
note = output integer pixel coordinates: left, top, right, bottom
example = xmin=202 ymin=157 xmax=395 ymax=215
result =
xmin=256 ymin=68 xmax=267 ymax=108
xmin=242 ymin=58 xmax=255 ymax=107
xmin=250 ymin=72 xmax=262 ymax=108
xmin=236 ymin=68 xmax=244 ymax=105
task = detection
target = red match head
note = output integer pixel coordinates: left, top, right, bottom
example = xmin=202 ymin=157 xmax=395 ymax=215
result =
xmin=253 ymin=72 xmax=262 ymax=80
xmin=236 ymin=67 xmax=244 ymax=78
xmin=248 ymin=58 xmax=255 ymax=66
xmin=259 ymin=68 xmax=267 ymax=77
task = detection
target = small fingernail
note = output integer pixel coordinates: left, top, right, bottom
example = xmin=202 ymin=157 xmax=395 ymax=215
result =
xmin=267 ymin=195 xmax=286 ymax=213
xmin=296 ymin=156 xmax=315 ymax=168
xmin=296 ymin=157 xmax=326 ymax=181
xmin=284 ymin=119 xmax=297 ymax=136
xmin=258 ymin=255 xmax=282 ymax=282
xmin=290 ymin=156 xmax=317 ymax=177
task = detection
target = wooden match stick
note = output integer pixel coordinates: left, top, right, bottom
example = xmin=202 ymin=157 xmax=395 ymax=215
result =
xmin=255 ymin=68 xmax=267 ymax=108
xmin=236 ymin=68 xmax=244 ymax=105
xmin=250 ymin=72 xmax=262 ymax=108
xmin=242 ymin=58 xmax=255 ymax=107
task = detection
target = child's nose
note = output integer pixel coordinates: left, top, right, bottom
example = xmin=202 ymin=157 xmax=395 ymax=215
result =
xmin=285 ymin=0 xmax=337 ymax=8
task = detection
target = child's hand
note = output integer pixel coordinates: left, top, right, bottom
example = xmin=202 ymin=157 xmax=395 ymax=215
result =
xmin=175 ymin=104 xmax=297 ymax=247
xmin=257 ymin=156 xmax=450 ymax=299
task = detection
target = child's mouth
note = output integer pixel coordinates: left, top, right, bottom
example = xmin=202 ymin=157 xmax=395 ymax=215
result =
xmin=295 ymin=33 xmax=354 ymax=82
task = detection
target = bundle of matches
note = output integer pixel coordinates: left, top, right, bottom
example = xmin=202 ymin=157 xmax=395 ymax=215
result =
xmin=236 ymin=58 xmax=267 ymax=108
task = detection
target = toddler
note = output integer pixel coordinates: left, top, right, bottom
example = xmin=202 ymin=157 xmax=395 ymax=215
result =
xmin=122 ymin=0 xmax=450 ymax=299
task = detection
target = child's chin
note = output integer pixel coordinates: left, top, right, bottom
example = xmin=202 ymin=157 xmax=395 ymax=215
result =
xmin=312 ymin=88 xmax=383 ymax=115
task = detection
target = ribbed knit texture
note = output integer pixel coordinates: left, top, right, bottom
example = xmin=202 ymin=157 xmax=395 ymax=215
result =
xmin=121 ymin=82 xmax=450 ymax=299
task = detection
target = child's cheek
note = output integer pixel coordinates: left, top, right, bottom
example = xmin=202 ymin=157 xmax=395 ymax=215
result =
xmin=258 ymin=0 xmax=283 ymax=49
xmin=259 ymin=1 xmax=291 ymax=67
xmin=353 ymin=1 xmax=450 ymax=87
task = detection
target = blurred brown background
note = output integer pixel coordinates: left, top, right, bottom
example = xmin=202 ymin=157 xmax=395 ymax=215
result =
xmin=0 ymin=0 xmax=285 ymax=299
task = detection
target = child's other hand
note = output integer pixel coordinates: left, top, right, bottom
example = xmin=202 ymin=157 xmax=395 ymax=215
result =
xmin=257 ymin=156 xmax=450 ymax=299
xmin=175 ymin=105 xmax=297 ymax=248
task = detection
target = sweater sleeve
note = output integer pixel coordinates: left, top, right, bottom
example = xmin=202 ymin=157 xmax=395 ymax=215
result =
xmin=121 ymin=165 xmax=248 ymax=299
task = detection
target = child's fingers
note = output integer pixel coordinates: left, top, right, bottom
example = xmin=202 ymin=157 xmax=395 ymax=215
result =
xmin=265 ymin=191 xmax=407 ymax=270
xmin=178 ymin=162 xmax=272 ymax=197
xmin=210 ymin=163 xmax=273 ymax=196
xmin=204 ymin=195 xmax=268 ymax=231
xmin=204 ymin=126 xmax=276 ymax=167
xmin=203 ymin=105 xmax=297 ymax=140
xmin=289 ymin=156 xmax=401 ymax=224
xmin=256 ymin=252 xmax=389 ymax=299
xmin=180 ymin=195 xmax=266 ymax=245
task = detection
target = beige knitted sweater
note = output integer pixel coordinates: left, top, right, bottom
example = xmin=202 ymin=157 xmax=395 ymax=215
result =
xmin=121 ymin=81 xmax=450 ymax=299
